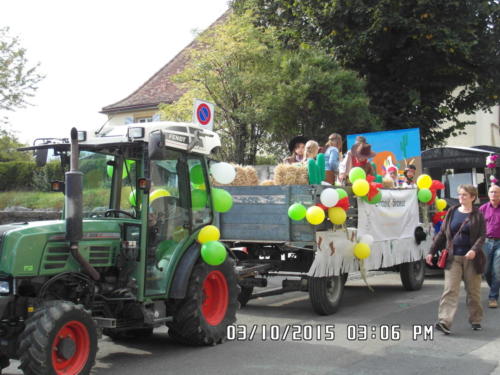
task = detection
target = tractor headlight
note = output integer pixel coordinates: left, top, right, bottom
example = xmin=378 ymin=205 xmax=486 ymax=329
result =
xmin=0 ymin=281 xmax=9 ymax=294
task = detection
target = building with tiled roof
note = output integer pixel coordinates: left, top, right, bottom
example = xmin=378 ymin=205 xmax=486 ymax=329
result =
xmin=101 ymin=11 xmax=230 ymax=126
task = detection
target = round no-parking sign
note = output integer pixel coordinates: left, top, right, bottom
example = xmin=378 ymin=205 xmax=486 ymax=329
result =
xmin=193 ymin=99 xmax=215 ymax=130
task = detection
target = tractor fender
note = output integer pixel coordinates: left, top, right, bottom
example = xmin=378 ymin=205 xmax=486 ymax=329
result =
xmin=169 ymin=243 xmax=201 ymax=299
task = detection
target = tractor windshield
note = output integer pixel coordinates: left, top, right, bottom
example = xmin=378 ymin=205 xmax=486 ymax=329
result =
xmin=79 ymin=151 xmax=136 ymax=218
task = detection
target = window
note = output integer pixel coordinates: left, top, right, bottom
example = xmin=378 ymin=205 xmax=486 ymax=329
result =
xmin=135 ymin=117 xmax=153 ymax=123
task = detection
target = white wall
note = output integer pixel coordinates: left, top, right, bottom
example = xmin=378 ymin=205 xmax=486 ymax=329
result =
xmin=445 ymin=105 xmax=499 ymax=147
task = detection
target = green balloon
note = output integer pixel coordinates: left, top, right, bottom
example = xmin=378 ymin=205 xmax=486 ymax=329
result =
xmin=190 ymin=164 xmax=205 ymax=185
xmin=201 ymin=241 xmax=227 ymax=266
xmin=362 ymin=191 xmax=382 ymax=204
xmin=107 ymin=160 xmax=135 ymax=179
xmin=336 ymin=188 xmax=348 ymax=200
xmin=191 ymin=189 xmax=208 ymax=210
xmin=375 ymin=174 xmax=383 ymax=183
xmin=349 ymin=167 xmax=366 ymax=183
xmin=288 ymin=203 xmax=307 ymax=221
xmin=418 ymin=188 xmax=432 ymax=203
xmin=129 ymin=189 xmax=137 ymax=206
xmin=316 ymin=153 xmax=326 ymax=182
xmin=212 ymin=188 xmax=233 ymax=213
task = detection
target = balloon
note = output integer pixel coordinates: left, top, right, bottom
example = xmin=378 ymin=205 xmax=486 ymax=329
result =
xmin=150 ymin=189 xmax=171 ymax=202
xmin=418 ymin=188 xmax=432 ymax=203
xmin=306 ymin=206 xmax=325 ymax=225
xmin=129 ymin=189 xmax=137 ymax=206
xmin=192 ymin=189 xmax=208 ymax=210
xmin=358 ymin=234 xmax=374 ymax=246
xmin=335 ymin=197 xmax=350 ymax=211
xmin=201 ymin=241 xmax=227 ymax=266
xmin=107 ymin=160 xmax=135 ymax=179
xmin=352 ymin=179 xmax=370 ymax=197
xmin=320 ymin=188 xmax=339 ymax=207
xmin=349 ymin=167 xmax=366 ymax=183
xmin=436 ymin=198 xmax=447 ymax=211
xmin=198 ymin=225 xmax=220 ymax=244
xmin=417 ymin=174 xmax=432 ymax=189
xmin=288 ymin=203 xmax=306 ymax=220
xmin=336 ymin=188 xmax=348 ymax=200
xmin=210 ymin=162 xmax=236 ymax=185
xmin=212 ymin=188 xmax=233 ymax=213
xmin=361 ymin=191 xmax=382 ymax=205
xmin=328 ymin=207 xmax=347 ymax=225
xmin=190 ymin=164 xmax=205 ymax=185
xmin=375 ymin=174 xmax=383 ymax=183
xmin=316 ymin=203 xmax=328 ymax=210
xmin=354 ymin=242 xmax=371 ymax=259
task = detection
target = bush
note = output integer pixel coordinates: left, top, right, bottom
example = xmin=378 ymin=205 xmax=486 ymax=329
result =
xmin=0 ymin=160 xmax=64 ymax=191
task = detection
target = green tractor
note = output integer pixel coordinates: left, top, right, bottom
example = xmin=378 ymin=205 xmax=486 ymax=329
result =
xmin=0 ymin=123 xmax=239 ymax=374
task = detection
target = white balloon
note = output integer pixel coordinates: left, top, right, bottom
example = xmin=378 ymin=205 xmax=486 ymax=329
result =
xmin=320 ymin=188 xmax=339 ymax=207
xmin=358 ymin=234 xmax=374 ymax=246
xmin=210 ymin=162 xmax=236 ymax=184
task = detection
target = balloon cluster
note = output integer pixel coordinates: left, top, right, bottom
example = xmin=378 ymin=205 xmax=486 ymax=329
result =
xmin=350 ymin=167 xmax=383 ymax=205
xmin=416 ymin=174 xmax=444 ymax=205
xmin=432 ymin=210 xmax=447 ymax=234
xmin=288 ymin=187 xmax=350 ymax=226
xmin=354 ymin=234 xmax=373 ymax=259
xmin=197 ymin=225 xmax=227 ymax=266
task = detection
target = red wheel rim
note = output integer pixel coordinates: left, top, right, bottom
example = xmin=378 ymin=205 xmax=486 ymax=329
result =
xmin=202 ymin=270 xmax=229 ymax=326
xmin=51 ymin=320 xmax=90 ymax=375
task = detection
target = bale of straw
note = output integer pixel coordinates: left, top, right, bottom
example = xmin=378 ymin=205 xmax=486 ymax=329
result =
xmin=260 ymin=179 xmax=275 ymax=186
xmin=244 ymin=166 xmax=259 ymax=186
xmin=273 ymin=163 xmax=308 ymax=185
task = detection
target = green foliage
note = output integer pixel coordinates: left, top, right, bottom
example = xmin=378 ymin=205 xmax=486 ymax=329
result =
xmin=234 ymin=0 xmax=500 ymax=147
xmin=160 ymin=11 xmax=376 ymax=163
xmin=0 ymin=160 xmax=63 ymax=191
xmin=0 ymin=27 xmax=44 ymax=112
xmin=0 ymin=128 xmax=29 ymax=162
xmin=0 ymin=191 xmax=64 ymax=210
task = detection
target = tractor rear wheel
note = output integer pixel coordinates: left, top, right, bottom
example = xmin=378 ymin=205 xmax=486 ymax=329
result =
xmin=168 ymin=257 xmax=239 ymax=345
xmin=19 ymin=301 xmax=97 ymax=375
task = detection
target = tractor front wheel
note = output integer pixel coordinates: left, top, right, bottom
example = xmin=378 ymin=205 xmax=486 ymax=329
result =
xmin=168 ymin=257 xmax=239 ymax=345
xmin=19 ymin=301 xmax=97 ymax=375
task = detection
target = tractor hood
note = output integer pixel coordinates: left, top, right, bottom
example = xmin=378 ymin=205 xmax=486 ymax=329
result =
xmin=0 ymin=219 xmax=127 ymax=277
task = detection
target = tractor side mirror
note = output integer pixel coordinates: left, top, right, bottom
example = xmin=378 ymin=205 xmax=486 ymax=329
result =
xmin=148 ymin=130 xmax=166 ymax=160
xmin=35 ymin=148 xmax=48 ymax=167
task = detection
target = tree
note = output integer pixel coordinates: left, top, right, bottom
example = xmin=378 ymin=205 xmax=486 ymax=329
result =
xmin=0 ymin=128 xmax=28 ymax=162
xmin=233 ymin=0 xmax=500 ymax=147
xmin=160 ymin=11 xmax=377 ymax=164
xmin=0 ymin=26 xmax=44 ymax=112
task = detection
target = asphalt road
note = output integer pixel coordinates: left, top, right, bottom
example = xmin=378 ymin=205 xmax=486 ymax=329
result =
xmin=4 ymin=272 xmax=500 ymax=375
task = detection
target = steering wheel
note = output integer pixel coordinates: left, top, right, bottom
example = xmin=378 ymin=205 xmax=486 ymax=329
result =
xmin=104 ymin=209 xmax=135 ymax=218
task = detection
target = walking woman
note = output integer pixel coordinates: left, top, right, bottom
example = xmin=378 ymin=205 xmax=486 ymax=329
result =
xmin=324 ymin=133 xmax=343 ymax=184
xmin=426 ymin=184 xmax=487 ymax=334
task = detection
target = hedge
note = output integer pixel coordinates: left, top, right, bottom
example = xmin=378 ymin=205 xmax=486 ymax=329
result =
xmin=0 ymin=160 xmax=64 ymax=191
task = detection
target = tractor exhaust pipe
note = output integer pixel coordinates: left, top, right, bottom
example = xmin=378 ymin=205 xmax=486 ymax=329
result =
xmin=65 ymin=128 xmax=100 ymax=281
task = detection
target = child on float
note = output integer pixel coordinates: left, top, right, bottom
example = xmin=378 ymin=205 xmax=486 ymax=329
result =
xmin=323 ymin=133 xmax=343 ymax=185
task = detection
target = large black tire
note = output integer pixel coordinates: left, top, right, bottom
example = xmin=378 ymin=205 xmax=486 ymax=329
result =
xmin=309 ymin=275 xmax=345 ymax=315
xmin=19 ymin=301 xmax=98 ymax=375
xmin=168 ymin=257 xmax=239 ymax=345
xmin=400 ymin=259 xmax=425 ymax=291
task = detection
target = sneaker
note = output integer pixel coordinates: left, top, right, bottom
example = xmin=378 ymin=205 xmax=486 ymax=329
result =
xmin=471 ymin=323 xmax=482 ymax=331
xmin=435 ymin=322 xmax=451 ymax=335
xmin=488 ymin=299 xmax=498 ymax=308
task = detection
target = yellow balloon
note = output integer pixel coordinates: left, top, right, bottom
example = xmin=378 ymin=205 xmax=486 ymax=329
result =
xmin=150 ymin=189 xmax=170 ymax=202
xmin=306 ymin=206 xmax=326 ymax=225
xmin=197 ymin=225 xmax=221 ymax=244
xmin=354 ymin=242 xmax=371 ymax=259
xmin=435 ymin=198 xmax=447 ymax=211
xmin=416 ymin=174 xmax=432 ymax=189
xmin=328 ymin=207 xmax=347 ymax=225
xmin=352 ymin=179 xmax=370 ymax=197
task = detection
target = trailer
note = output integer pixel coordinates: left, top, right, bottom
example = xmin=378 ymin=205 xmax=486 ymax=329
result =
xmin=218 ymin=184 xmax=431 ymax=315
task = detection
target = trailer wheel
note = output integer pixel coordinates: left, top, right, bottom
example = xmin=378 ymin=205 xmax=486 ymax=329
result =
xmin=308 ymin=275 xmax=345 ymax=315
xmin=168 ymin=257 xmax=239 ymax=345
xmin=19 ymin=301 xmax=97 ymax=375
xmin=400 ymin=259 xmax=425 ymax=291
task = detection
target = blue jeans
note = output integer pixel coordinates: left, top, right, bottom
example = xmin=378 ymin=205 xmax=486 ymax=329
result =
xmin=483 ymin=239 xmax=500 ymax=300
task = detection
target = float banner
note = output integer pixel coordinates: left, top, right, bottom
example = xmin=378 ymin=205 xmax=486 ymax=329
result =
xmin=357 ymin=189 xmax=419 ymax=241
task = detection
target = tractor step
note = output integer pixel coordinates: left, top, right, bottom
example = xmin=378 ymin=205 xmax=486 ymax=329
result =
xmin=93 ymin=317 xmax=117 ymax=329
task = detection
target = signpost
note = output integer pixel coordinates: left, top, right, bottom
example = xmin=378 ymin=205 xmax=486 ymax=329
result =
xmin=193 ymin=99 xmax=215 ymax=131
